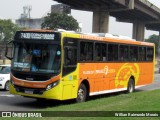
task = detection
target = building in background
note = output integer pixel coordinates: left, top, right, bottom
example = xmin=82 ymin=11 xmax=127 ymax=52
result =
xmin=16 ymin=4 xmax=83 ymax=31
xmin=16 ymin=18 xmax=44 ymax=29
xmin=16 ymin=4 xmax=71 ymax=29
xmin=16 ymin=5 xmax=44 ymax=29
xmin=51 ymin=4 xmax=71 ymax=14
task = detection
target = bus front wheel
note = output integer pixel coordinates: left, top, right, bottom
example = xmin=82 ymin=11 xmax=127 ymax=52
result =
xmin=127 ymin=78 xmax=135 ymax=93
xmin=76 ymin=83 xmax=88 ymax=103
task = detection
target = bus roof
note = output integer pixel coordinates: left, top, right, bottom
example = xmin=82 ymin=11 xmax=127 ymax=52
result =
xmin=23 ymin=29 xmax=54 ymax=32
xmin=19 ymin=29 xmax=154 ymax=46
xmin=62 ymin=31 xmax=154 ymax=46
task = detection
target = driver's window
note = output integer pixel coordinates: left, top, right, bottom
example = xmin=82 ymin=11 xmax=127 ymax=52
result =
xmin=64 ymin=47 xmax=77 ymax=66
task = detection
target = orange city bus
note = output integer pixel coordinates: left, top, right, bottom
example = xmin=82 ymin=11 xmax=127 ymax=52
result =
xmin=5 ymin=30 xmax=155 ymax=102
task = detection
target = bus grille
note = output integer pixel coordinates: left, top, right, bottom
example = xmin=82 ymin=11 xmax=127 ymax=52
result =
xmin=15 ymin=85 xmax=45 ymax=95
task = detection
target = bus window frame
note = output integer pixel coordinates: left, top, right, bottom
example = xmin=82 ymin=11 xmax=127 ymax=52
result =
xmin=94 ymin=42 xmax=108 ymax=62
xmin=108 ymin=43 xmax=119 ymax=62
xmin=129 ymin=45 xmax=138 ymax=62
xmin=119 ymin=44 xmax=129 ymax=61
xmin=138 ymin=46 xmax=146 ymax=61
xmin=63 ymin=46 xmax=78 ymax=68
xmin=62 ymin=37 xmax=78 ymax=77
xmin=146 ymin=47 xmax=154 ymax=62
xmin=68 ymin=38 xmax=154 ymax=64
xmin=79 ymin=40 xmax=94 ymax=62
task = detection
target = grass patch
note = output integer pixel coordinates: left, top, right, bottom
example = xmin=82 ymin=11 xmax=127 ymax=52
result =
xmin=44 ymin=89 xmax=160 ymax=111
xmin=3 ymin=89 xmax=160 ymax=120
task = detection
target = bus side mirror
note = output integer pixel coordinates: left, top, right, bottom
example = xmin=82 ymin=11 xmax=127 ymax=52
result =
xmin=5 ymin=41 xmax=14 ymax=60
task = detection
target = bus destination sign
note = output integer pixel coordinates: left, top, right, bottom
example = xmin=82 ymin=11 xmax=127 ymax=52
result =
xmin=20 ymin=32 xmax=55 ymax=40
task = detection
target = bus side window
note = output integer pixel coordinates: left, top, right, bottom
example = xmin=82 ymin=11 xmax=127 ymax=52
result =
xmin=138 ymin=47 xmax=146 ymax=61
xmin=94 ymin=43 xmax=107 ymax=61
xmin=102 ymin=44 xmax=107 ymax=61
xmin=108 ymin=44 xmax=118 ymax=61
xmin=146 ymin=47 xmax=154 ymax=61
xmin=95 ymin=43 xmax=101 ymax=61
xmin=64 ymin=47 xmax=77 ymax=66
xmin=129 ymin=46 xmax=138 ymax=61
xmin=80 ymin=42 xmax=93 ymax=62
xmin=119 ymin=45 xmax=129 ymax=61
xmin=80 ymin=42 xmax=86 ymax=61
xmin=108 ymin=44 xmax=113 ymax=61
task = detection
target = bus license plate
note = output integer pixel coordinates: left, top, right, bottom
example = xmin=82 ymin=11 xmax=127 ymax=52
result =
xmin=25 ymin=89 xmax=33 ymax=94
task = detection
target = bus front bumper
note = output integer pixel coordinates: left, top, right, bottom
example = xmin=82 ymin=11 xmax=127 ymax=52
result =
xmin=9 ymin=83 xmax=62 ymax=100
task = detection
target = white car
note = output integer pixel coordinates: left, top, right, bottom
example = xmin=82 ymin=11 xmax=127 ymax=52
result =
xmin=0 ymin=64 xmax=11 ymax=91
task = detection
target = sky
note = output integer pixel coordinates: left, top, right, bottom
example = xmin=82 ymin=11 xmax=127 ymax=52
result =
xmin=0 ymin=0 xmax=159 ymax=39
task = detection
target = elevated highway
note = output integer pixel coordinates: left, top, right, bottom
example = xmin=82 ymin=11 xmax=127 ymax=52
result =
xmin=53 ymin=0 xmax=160 ymax=41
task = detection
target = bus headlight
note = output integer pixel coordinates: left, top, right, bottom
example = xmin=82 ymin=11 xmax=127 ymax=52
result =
xmin=46 ymin=80 xmax=59 ymax=91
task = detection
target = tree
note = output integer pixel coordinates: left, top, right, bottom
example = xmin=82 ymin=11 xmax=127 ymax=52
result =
xmin=145 ymin=34 xmax=160 ymax=55
xmin=41 ymin=13 xmax=79 ymax=31
xmin=0 ymin=19 xmax=20 ymax=42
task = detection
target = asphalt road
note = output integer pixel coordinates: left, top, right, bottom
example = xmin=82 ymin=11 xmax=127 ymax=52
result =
xmin=0 ymin=74 xmax=160 ymax=111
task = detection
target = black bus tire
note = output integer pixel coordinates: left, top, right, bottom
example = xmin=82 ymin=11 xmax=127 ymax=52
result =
xmin=127 ymin=78 xmax=135 ymax=93
xmin=76 ymin=83 xmax=88 ymax=103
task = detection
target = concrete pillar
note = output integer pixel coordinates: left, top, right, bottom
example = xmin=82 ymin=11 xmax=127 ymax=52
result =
xmin=92 ymin=11 xmax=109 ymax=33
xmin=132 ymin=21 xmax=145 ymax=41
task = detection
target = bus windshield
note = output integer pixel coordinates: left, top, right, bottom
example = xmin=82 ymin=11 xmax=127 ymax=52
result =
xmin=12 ymin=42 xmax=61 ymax=74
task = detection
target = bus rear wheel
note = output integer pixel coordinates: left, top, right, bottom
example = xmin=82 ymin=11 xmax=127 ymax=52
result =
xmin=127 ymin=78 xmax=135 ymax=93
xmin=76 ymin=83 xmax=88 ymax=103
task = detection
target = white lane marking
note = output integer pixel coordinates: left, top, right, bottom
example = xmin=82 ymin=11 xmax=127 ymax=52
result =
xmin=0 ymin=94 xmax=15 ymax=97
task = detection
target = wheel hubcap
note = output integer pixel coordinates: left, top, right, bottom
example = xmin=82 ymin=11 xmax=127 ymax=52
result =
xmin=78 ymin=88 xmax=85 ymax=101
xmin=129 ymin=84 xmax=133 ymax=93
